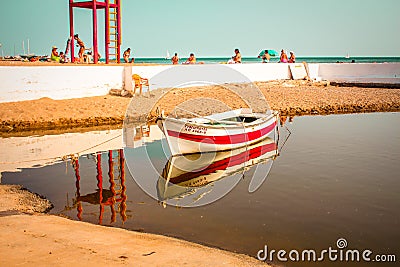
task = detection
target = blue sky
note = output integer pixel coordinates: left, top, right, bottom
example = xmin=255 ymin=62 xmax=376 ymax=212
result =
xmin=0 ymin=0 xmax=399 ymax=58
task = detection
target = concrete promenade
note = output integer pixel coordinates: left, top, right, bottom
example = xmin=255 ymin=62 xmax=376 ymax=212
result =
xmin=1 ymin=62 xmax=399 ymax=103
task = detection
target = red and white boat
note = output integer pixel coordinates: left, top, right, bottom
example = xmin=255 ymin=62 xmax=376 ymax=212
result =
xmin=156 ymin=108 xmax=278 ymax=156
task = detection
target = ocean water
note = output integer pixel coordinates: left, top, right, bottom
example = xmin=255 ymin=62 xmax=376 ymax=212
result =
xmin=107 ymin=56 xmax=400 ymax=64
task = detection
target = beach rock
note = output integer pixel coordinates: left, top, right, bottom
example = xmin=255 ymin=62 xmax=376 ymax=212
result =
xmin=0 ymin=185 xmax=53 ymax=213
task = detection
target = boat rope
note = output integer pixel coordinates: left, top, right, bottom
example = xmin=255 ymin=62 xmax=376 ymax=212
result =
xmin=173 ymin=106 xmax=239 ymax=124
xmin=277 ymin=112 xmax=292 ymax=153
xmin=173 ymin=106 xmax=206 ymax=119
xmin=0 ymin=133 xmax=122 ymax=165
xmin=280 ymin=125 xmax=292 ymax=151
xmin=70 ymin=133 xmax=122 ymax=157
xmin=275 ymin=111 xmax=280 ymax=155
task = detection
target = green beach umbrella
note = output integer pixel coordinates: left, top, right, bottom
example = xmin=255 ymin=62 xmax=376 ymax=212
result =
xmin=259 ymin=49 xmax=278 ymax=57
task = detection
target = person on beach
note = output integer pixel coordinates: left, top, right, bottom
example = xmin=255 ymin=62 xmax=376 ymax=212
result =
xmin=50 ymin=46 xmax=60 ymax=62
xmin=279 ymin=49 xmax=288 ymax=63
xmin=123 ymin=48 xmax=131 ymax=63
xmin=288 ymin=51 xmax=296 ymax=63
xmin=233 ymin=48 xmax=242 ymax=63
xmin=183 ymin=53 xmax=196 ymax=64
xmin=64 ymin=36 xmax=72 ymax=57
xmin=74 ymin=34 xmax=86 ymax=63
xmin=59 ymin=52 xmax=66 ymax=63
xmin=84 ymin=51 xmax=93 ymax=63
xmin=228 ymin=49 xmax=242 ymax=64
xmin=171 ymin=53 xmax=179 ymax=64
xmin=259 ymin=50 xmax=270 ymax=63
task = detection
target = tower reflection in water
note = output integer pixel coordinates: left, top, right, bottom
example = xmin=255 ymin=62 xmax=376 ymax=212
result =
xmin=68 ymin=149 xmax=127 ymax=224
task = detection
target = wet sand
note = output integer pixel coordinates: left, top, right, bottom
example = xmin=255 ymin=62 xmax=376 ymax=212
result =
xmin=0 ymin=185 xmax=268 ymax=266
xmin=1 ymin=80 xmax=400 ymax=133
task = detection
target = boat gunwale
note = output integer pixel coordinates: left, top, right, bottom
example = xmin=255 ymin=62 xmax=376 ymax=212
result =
xmin=159 ymin=112 xmax=276 ymax=130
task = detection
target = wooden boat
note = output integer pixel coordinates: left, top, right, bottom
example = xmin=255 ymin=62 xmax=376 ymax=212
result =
xmin=156 ymin=108 xmax=278 ymax=156
xmin=157 ymin=137 xmax=278 ymax=201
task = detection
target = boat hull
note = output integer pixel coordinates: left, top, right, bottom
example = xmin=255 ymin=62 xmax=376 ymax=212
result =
xmin=157 ymin=110 xmax=277 ymax=156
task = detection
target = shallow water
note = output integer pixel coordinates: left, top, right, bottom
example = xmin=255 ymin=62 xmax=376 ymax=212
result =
xmin=2 ymin=113 xmax=399 ymax=266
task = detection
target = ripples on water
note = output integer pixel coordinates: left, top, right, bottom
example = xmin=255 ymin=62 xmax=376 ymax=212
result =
xmin=2 ymin=113 xmax=399 ymax=267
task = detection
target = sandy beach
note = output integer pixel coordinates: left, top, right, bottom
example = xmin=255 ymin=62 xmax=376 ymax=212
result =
xmin=1 ymin=80 xmax=400 ymax=134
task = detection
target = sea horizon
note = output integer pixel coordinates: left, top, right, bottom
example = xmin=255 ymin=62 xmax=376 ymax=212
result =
xmin=110 ymin=56 xmax=400 ymax=64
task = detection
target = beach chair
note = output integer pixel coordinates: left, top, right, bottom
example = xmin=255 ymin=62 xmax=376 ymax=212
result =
xmin=132 ymin=74 xmax=150 ymax=95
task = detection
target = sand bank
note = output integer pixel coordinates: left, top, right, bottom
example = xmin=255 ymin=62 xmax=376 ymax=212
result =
xmin=0 ymin=185 xmax=268 ymax=266
xmin=1 ymin=80 xmax=400 ymax=133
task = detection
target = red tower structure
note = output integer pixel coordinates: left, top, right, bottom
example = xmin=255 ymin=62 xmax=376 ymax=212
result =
xmin=69 ymin=0 xmax=121 ymax=64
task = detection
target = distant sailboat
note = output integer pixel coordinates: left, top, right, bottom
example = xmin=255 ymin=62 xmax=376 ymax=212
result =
xmin=21 ymin=39 xmax=35 ymax=57
xmin=345 ymin=52 xmax=350 ymax=59
xmin=18 ymin=38 xmax=44 ymax=61
xmin=165 ymin=50 xmax=170 ymax=59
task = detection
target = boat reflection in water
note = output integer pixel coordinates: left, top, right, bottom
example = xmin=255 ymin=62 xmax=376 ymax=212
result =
xmin=158 ymin=137 xmax=279 ymax=207
xmin=66 ymin=149 xmax=128 ymax=225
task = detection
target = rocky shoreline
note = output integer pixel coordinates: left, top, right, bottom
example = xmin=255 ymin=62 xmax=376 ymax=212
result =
xmin=0 ymin=185 xmax=53 ymax=214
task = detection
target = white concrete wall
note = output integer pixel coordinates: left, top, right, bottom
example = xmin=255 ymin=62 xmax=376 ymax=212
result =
xmin=130 ymin=63 xmax=291 ymax=90
xmin=131 ymin=64 xmax=291 ymax=83
xmin=1 ymin=63 xmax=399 ymax=103
xmin=132 ymin=65 xmax=173 ymax=79
xmin=316 ymin=63 xmax=400 ymax=83
xmin=0 ymin=66 xmax=124 ymax=103
xmin=226 ymin=63 xmax=291 ymax=81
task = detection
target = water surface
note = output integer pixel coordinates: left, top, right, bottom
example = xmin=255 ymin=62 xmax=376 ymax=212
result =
xmin=2 ymin=113 xmax=399 ymax=266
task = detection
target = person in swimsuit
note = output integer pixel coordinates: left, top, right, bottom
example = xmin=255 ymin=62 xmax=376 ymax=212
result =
xmin=184 ymin=53 xmax=196 ymax=64
xmin=50 ymin=46 xmax=60 ymax=63
xmin=74 ymin=34 xmax=85 ymax=63
xmin=288 ymin=51 xmax=296 ymax=63
xmin=59 ymin=52 xmax=66 ymax=63
xmin=171 ymin=53 xmax=179 ymax=64
xmin=123 ymin=48 xmax=131 ymax=63
xmin=279 ymin=49 xmax=288 ymax=63
xmin=233 ymin=48 xmax=242 ymax=63
xmin=260 ymin=50 xmax=270 ymax=63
